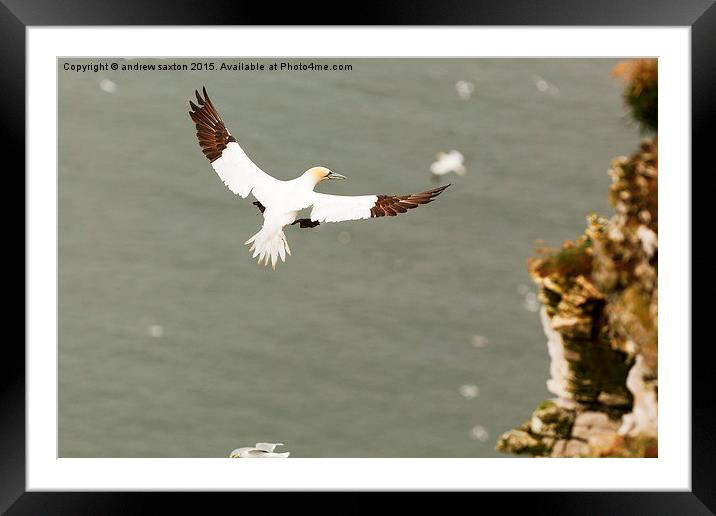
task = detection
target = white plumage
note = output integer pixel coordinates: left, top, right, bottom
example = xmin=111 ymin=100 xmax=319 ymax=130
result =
xmin=309 ymin=193 xmax=377 ymax=223
xmin=212 ymin=141 xmax=278 ymax=199
xmin=189 ymin=88 xmax=449 ymax=269
xmin=230 ymin=442 xmax=290 ymax=458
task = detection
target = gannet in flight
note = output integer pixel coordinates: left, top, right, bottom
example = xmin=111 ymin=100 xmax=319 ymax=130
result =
xmin=430 ymin=150 xmax=466 ymax=182
xmin=230 ymin=442 xmax=290 ymax=458
xmin=189 ymin=88 xmax=450 ymax=269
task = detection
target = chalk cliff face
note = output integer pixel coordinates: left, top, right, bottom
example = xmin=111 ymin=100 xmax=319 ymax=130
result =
xmin=497 ymin=60 xmax=658 ymax=458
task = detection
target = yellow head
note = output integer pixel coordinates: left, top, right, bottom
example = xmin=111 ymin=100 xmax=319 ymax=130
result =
xmin=305 ymin=166 xmax=347 ymax=184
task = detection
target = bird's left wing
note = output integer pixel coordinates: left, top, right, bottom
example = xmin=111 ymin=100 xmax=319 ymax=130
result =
xmin=189 ymin=87 xmax=279 ymax=202
xmin=309 ymin=185 xmax=449 ymax=223
xmin=255 ymin=442 xmax=284 ymax=452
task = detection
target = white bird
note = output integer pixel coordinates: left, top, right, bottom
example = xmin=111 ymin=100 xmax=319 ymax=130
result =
xmin=230 ymin=442 xmax=290 ymax=458
xmin=189 ymin=88 xmax=450 ymax=269
xmin=531 ymin=74 xmax=560 ymax=97
xmin=455 ymin=80 xmax=475 ymax=100
xmin=430 ymin=150 xmax=466 ymax=182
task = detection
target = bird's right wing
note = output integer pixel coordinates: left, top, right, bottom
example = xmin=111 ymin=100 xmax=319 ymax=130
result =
xmin=309 ymin=185 xmax=450 ymax=223
xmin=189 ymin=87 xmax=280 ymax=203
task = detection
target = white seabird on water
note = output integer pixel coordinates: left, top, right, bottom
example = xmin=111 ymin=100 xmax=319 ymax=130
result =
xmin=430 ymin=150 xmax=466 ymax=181
xmin=189 ymin=88 xmax=450 ymax=269
xmin=230 ymin=442 xmax=290 ymax=458
xmin=99 ymin=78 xmax=117 ymax=94
xmin=531 ymin=74 xmax=560 ymax=97
xmin=455 ymin=80 xmax=475 ymax=100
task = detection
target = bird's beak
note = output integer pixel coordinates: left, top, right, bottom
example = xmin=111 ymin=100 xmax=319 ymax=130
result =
xmin=326 ymin=172 xmax=347 ymax=180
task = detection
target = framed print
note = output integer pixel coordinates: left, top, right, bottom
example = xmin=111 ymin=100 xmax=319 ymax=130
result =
xmin=8 ymin=0 xmax=710 ymax=512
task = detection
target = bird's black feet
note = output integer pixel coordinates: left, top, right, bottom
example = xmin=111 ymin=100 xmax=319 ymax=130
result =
xmin=292 ymin=218 xmax=320 ymax=229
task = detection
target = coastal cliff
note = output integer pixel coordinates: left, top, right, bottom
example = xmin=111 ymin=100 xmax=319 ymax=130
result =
xmin=497 ymin=60 xmax=658 ymax=458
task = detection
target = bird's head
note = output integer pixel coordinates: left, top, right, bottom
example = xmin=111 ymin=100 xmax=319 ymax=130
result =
xmin=304 ymin=166 xmax=347 ymax=185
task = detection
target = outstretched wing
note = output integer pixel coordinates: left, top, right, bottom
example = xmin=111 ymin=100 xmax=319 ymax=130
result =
xmin=189 ymin=87 xmax=279 ymax=202
xmin=309 ymin=185 xmax=449 ymax=223
xmin=255 ymin=442 xmax=284 ymax=452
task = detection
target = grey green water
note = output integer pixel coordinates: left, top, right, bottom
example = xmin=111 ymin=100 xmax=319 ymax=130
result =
xmin=58 ymin=58 xmax=640 ymax=457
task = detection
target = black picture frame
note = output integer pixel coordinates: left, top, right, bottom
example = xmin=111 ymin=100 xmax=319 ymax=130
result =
xmin=7 ymin=0 xmax=709 ymax=513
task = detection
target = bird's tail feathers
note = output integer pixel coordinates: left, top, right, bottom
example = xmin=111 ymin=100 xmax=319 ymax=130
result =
xmin=245 ymin=228 xmax=291 ymax=270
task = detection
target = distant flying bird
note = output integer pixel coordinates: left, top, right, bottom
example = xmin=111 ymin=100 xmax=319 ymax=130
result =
xmin=230 ymin=442 xmax=290 ymax=458
xmin=455 ymin=80 xmax=475 ymax=101
xmin=531 ymin=74 xmax=560 ymax=97
xmin=189 ymin=88 xmax=450 ymax=269
xmin=430 ymin=150 xmax=466 ymax=182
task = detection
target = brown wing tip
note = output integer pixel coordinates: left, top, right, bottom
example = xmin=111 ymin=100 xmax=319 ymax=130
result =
xmin=429 ymin=184 xmax=450 ymax=196
xmin=370 ymin=184 xmax=450 ymax=218
xmin=188 ymin=87 xmax=236 ymax=163
xmin=197 ymin=87 xmax=207 ymax=104
xmin=189 ymin=86 xmax=208 ymax=115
